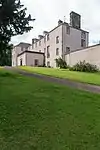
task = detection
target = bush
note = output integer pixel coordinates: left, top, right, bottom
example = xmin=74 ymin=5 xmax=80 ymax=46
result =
xmin=55 ymin=58 xmax=67 ymax=69
xmin=69 ymin=61 xmax=98 ymax=73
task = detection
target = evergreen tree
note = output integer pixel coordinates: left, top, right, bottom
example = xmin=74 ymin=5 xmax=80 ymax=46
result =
xmin=0 ymin=0 xmax=35 ymax=66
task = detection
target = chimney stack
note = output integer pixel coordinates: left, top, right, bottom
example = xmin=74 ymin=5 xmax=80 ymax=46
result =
xmin=58 ymin=20 xmax=63 ymax=25
xmin=43 ymin=31 xmax=48 ymax=35
xmin=70 ymin=11 xmax=81 ymax=29
xmin=38 ymin=35 xmax=44 ymax=39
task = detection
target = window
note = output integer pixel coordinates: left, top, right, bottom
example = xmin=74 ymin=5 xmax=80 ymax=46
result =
xmin=47 ymin=34 xmax=50 ymax=41
xmin=56 ymin=36 xmax=59 ymax=44
xmin=81 ymin=31 xmax=86 ymax=39
xmin=34 ymin=59 xmax=38 ymax=66
xmin=44 ymin=48 xmax=46 ymax=53
xmin=35 ymin=43 xmax=37 ymax=48
xmin=39 ymin=40 xmax=41 ymax=46
xmin=21 ymin=47 xmax=23 ymax=51
xmin=56 ymin=48 xmax=59 ymax=55
xmin=81 ymin=39 xmax=86 ymax=47
xmin=44 ymin=37 xmax=46 ymax=43
xmin=25 ymin=47 xmax=28 ymax=51
xmin=20 ymin=59 xmax=22 ymax=66
xmin=66 ymin=26 xmax=70 ymax=34
xmin=47 ymin=46 xmax=50 ymax=58
xmin=56 ymin=61 xmax=59 ymax=67
xmin=47 ymin=61 xmax=50 ymax=67
xmin=66 ymin=47 xmax=70 ymax=54
xmin=32 ymin=44 xmax=34 ymax=49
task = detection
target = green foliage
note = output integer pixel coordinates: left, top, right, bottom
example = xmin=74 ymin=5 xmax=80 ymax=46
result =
xmin=0 ymin=0 xmax=35 ymax=66
xmin=0 ymin=43 xmax=13 ymax=66
xmin=0 ymin=0 xmax=34 ymax=40
xmin=69 ymin=60 xmax=98 ymax=72
xmin=55 ymin=58 xmax=67 ymax=69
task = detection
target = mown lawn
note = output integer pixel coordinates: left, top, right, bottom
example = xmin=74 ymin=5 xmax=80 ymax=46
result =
xmin=20 ymin=66 xmax=100 ymax=85
xmin=1 ymin=69 xmax=100 ymax=150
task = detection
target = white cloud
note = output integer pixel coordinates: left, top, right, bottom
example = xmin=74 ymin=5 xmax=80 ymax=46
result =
xmin=11 ymin=0 xmax=100 ymax=45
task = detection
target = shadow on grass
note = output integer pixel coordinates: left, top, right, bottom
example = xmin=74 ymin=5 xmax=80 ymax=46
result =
xmin=0 ymin=71 xmax=19 ymax=78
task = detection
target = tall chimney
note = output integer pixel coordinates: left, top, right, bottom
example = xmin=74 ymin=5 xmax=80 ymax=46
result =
xmin=70 ymin=11 xmax=81 ymax=29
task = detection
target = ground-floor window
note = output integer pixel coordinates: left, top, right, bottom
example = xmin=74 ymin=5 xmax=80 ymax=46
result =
xmin=56 ymin=61 xmax=59 ymax=67
xmin=34 ymin=59 xmax=39 ymax=66
xmin=47 ymin=61 xmax=50 ymax=67
xmin=20 ymin=59 xmax=22 ymax=66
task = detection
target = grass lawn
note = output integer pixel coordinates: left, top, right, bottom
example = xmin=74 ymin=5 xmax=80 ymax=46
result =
xmin=1 ymin=69 xmax=100 ymax=149
xmin=20 ymin=66 xmax=100 ymax=86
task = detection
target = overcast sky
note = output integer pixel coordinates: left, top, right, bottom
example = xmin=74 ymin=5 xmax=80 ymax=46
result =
xmin=11 ymin=0 xmax=100 ymax=46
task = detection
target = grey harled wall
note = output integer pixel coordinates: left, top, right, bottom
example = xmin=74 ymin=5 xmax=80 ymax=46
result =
xmin=65 ymin=45 xmax=100 ymax=69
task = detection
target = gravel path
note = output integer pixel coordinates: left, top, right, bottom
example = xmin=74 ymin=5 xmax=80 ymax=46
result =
xmin=5 ymin=67 xmax=100 ymax=94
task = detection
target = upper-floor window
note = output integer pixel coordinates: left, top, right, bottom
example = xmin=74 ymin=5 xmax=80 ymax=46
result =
xmin=25 ymin=47 xmax=28 ymax=51
xmin=56 ymin=36 xmax=59 ymax=44
xmin=56 ymin=48 xmax=59 ymax=55
xmin=44 ymin=48 xmax=46 ymax=53
xmin=39 ymin=40 xmax=41 ymax=46
xmin=81 ymin=39 xmax=86 ymax=47
xmin=47 ymin=46 xmax=50 ymax=58
xmin=66 ymin=47 xmax=70 ymax=54
xmin=81 ymin=31 xmax=86 ymax=39
xmin=35 ymin=43 xmax=37 ymax=48
xmin=47 ymin=34 xmax=50 ymax=41
xmin=32 ymin=44 xmax=34 ymax=49
xmin=44 ymin=37 xmax=46 ymax=43
xmin=66 ymin=26 xmax=70 ymax=34
xmin=21 ymin=47 xmax=23 ymax=51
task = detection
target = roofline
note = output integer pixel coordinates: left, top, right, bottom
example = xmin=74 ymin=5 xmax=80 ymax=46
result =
xmin=49 ymin=22 xmax=89 ymax=34
xmin=69 ymin=44 xmax=100 ymax=54
xmin=17 ymin=50 xmax=44 ymax=57
xmin=33 ymin=22 xmax=89 ymax=44
xmin=14 ymin=42 xmax=31 ymax=47
xmin=70 ymin=11 xmax=81 ymax=16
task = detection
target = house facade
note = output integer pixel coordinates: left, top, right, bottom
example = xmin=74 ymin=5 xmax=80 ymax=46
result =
xmin=12 ymin=11 xmax=89 ymax=68
xmin=17 ymin=51 xmax=44 ymax=66
xmin=12 ymin=43 xmax=31 ymax=67
xmin=32 ymin=17 xmax=89 ymax=67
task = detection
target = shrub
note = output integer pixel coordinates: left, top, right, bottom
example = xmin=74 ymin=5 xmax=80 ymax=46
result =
xmin=55 ymin=58 xmax=67 ymax=69
xmin=69 ymin=61 xmax=98 ymax=73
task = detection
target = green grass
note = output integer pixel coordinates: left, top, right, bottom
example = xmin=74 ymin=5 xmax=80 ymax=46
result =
xmin=20 ymin=66 xmax=100 ymax=86
xmin=1 ymin=69 xmax=100 ymax=149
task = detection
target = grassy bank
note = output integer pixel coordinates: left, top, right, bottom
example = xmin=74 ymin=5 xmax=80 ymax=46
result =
xmin=0 ymin=69 xmax=100 ymax=149
xmin=20 ymin=66 xmax=100 ymax=85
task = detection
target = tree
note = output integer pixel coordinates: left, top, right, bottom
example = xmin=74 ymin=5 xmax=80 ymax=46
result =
xmin=0 ymin=0 xmax=35 ymax=66
xmin=0 ymin=43 xmax=13 ymax=66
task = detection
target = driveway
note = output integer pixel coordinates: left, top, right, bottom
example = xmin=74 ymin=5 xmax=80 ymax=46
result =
xmin=5 ymin=67 xmax=100 ymax=94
